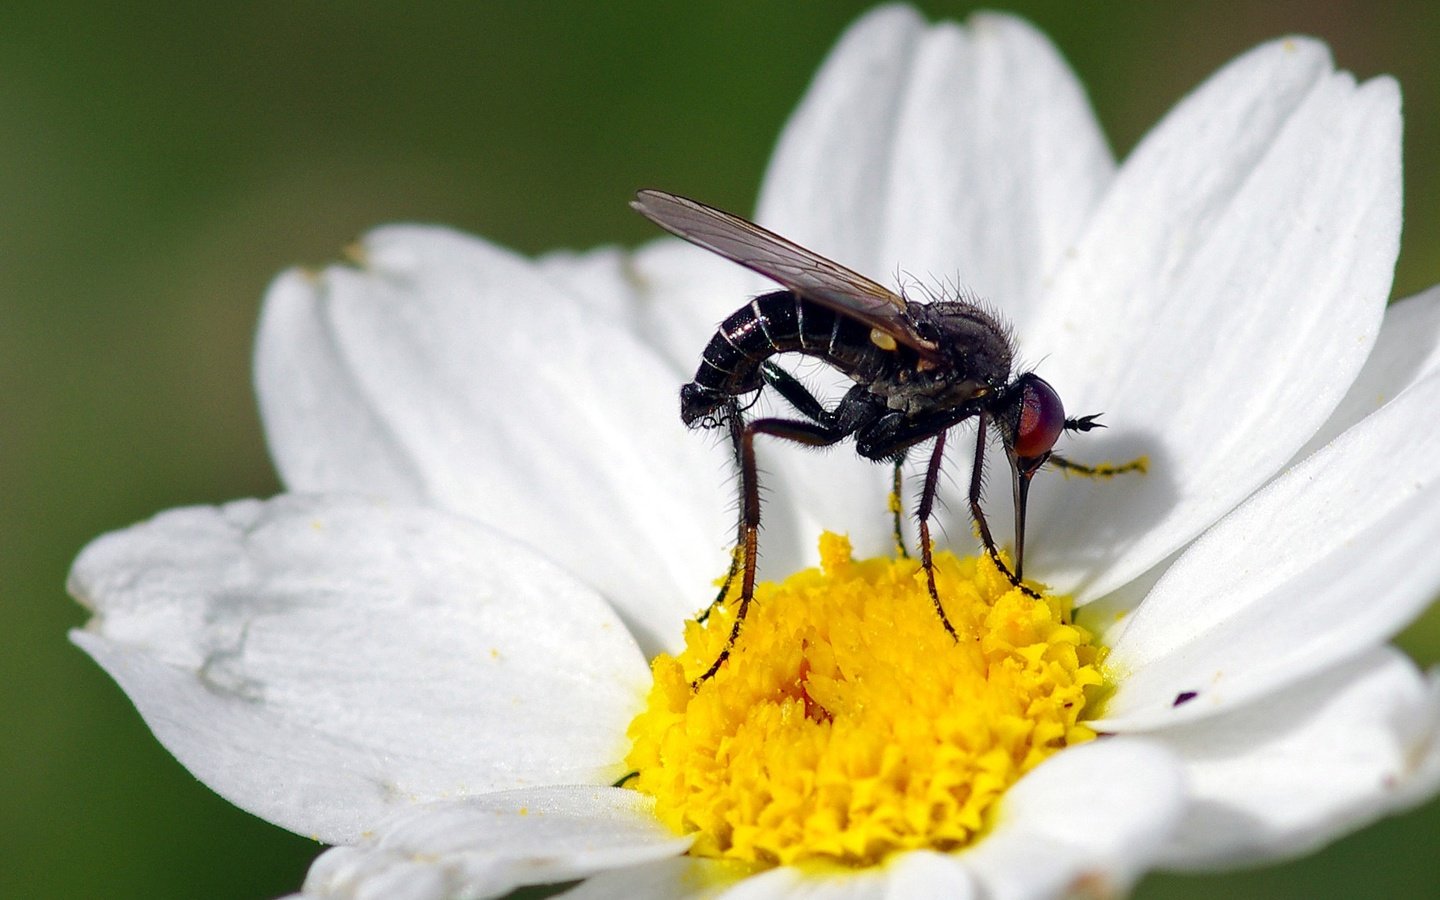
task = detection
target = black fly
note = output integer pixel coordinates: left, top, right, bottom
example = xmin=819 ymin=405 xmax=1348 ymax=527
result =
xmin=632 ymin=190 xmax=1125 ymax=684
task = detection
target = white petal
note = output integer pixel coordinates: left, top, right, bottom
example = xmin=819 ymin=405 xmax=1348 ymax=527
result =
xmin=536 ymin=239 xmax=760 ymax=378
xmin=960 ymin=739 xmax=1185 ymax=899
xmin=564 ymin=854 xmax=972 ymax=900
xmin=753 ymin=4 xmax=925 ymax=277
xmin=572 ymin=826 xmax=975 ymax=900
xmin=533 ymin=244 xmax=647 ymax=328
xmin=758 ymin=7 xmax=1113 ymax=322
xmin=1151 ymin=648 xmax=1440 ymax=868
xmin=533 ymin=240 xmax=808 ymax=578
xmin=300 ymin=787 xmax=689 ymax=900
xmin=1024 ymin=39 xmax=1401 ymax=601
xmin=1296 ymin=284 xmax=1440 ymax=459
xmin=559 ymin=857 xmax=734 ymax=900
xmin=717 ymin=867 xmax=886 ymax=900
xmin=881 ymin=852 xmax=975 ymax=899
xmin=1403 ymin=667 xmax=1440 ymax=808
xmin=1099 ymin=368 xmax=1440 ymax=730
xmin=69 ymin=495 xmax=648 ymax=844
xmin=714 ymin=858 xmax=969 ymax=900
xmin=762 ymin=438 xmax=905 ymax=569
xmin=255 ymin=227 xmax=732 ymax=654
xmin=541 ymin=239 xmax=853 ymax=581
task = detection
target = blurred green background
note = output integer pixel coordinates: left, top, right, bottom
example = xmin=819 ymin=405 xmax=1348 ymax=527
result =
xmin=5 ymin=2 xmax=1439 ymax=897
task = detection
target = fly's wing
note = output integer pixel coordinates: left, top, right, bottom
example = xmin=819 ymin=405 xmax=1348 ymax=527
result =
xmin=632 ymin=189 xmax=939 ymax=356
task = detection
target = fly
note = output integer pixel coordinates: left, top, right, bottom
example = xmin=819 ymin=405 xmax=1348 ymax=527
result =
xmin=632 ymin=189 xmax=1133 ymax=684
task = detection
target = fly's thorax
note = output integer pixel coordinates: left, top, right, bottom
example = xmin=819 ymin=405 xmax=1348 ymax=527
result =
xmin=859 ymin=300 xmax=1014 ymax=415
xmin=915 ymin=300 xmax=1015 ymax=386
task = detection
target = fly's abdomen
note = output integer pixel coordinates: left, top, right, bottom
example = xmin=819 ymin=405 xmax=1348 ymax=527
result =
xmin=680 ymin=290 xmax=893 ymax=426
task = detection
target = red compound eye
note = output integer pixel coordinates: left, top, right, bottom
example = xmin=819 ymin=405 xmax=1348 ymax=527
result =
xmin=1013 ymin=375 xmax=1066 ymax=460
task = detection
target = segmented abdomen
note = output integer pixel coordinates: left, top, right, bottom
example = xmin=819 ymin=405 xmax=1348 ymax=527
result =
xmin=680 ymin=290 xmax=892 ymax=426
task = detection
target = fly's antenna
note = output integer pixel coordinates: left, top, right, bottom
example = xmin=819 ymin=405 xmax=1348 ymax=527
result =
xmin=1065 ymin=413 xmax=1104 ymax=433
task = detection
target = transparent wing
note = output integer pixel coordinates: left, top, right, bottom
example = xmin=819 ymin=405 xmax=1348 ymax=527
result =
xmin=631 ymin=189 xmax=939 ymax=354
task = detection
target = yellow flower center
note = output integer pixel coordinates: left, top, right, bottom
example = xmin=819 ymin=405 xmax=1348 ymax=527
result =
xmin=625 ymin=532 xmax=1106 ymax=868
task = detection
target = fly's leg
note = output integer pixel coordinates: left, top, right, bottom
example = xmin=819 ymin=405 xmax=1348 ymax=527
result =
xmin=699 ymin=363 xmax=832 ymax=624
xmin=759 ymin=360 xmax=830 ymax=422
xmin=693 ymin=414 xmax=854 ymax=687
xmin=696 ymin=400 xmax=746 ymax=625
xmin=915 ymin=433 xmax=957 ymax=639
xmin=692 ymin=364 xmax=872 ymax=686
xmin=969 ymin=416 xmax=1041 ymax=600
xmin=891 ymin=455 xmax=910 ymax=559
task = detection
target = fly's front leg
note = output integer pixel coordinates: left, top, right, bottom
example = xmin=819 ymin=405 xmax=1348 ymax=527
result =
xmin=968 ymin=416 xmax=1040 ymax=600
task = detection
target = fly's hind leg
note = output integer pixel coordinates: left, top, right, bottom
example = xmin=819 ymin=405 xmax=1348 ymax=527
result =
xmin=692 ymin=364 xmax=868 ymax=686
xmin=693 ymin=414 xmax=855 ymax=687
xmin=699 ymin=363 xmax=821 ymax=624
xmin=697 ymin=399 xmax=746 ymax=625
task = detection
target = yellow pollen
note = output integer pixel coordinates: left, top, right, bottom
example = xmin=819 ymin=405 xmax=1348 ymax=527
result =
xmin=625 ymin=533 xmax=1106 ymax=868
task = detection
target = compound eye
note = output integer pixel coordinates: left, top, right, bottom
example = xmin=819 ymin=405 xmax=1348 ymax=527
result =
xmin=1013 ymin=376 xmax=1066 ymax=460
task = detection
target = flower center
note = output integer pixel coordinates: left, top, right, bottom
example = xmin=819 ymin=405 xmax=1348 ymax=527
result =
xmin=625 ymin=532 xmax=1105 ymax=868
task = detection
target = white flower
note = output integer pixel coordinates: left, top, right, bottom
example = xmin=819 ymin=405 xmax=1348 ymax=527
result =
xmin=69 ymin=6 xmax=1440 ymax=898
